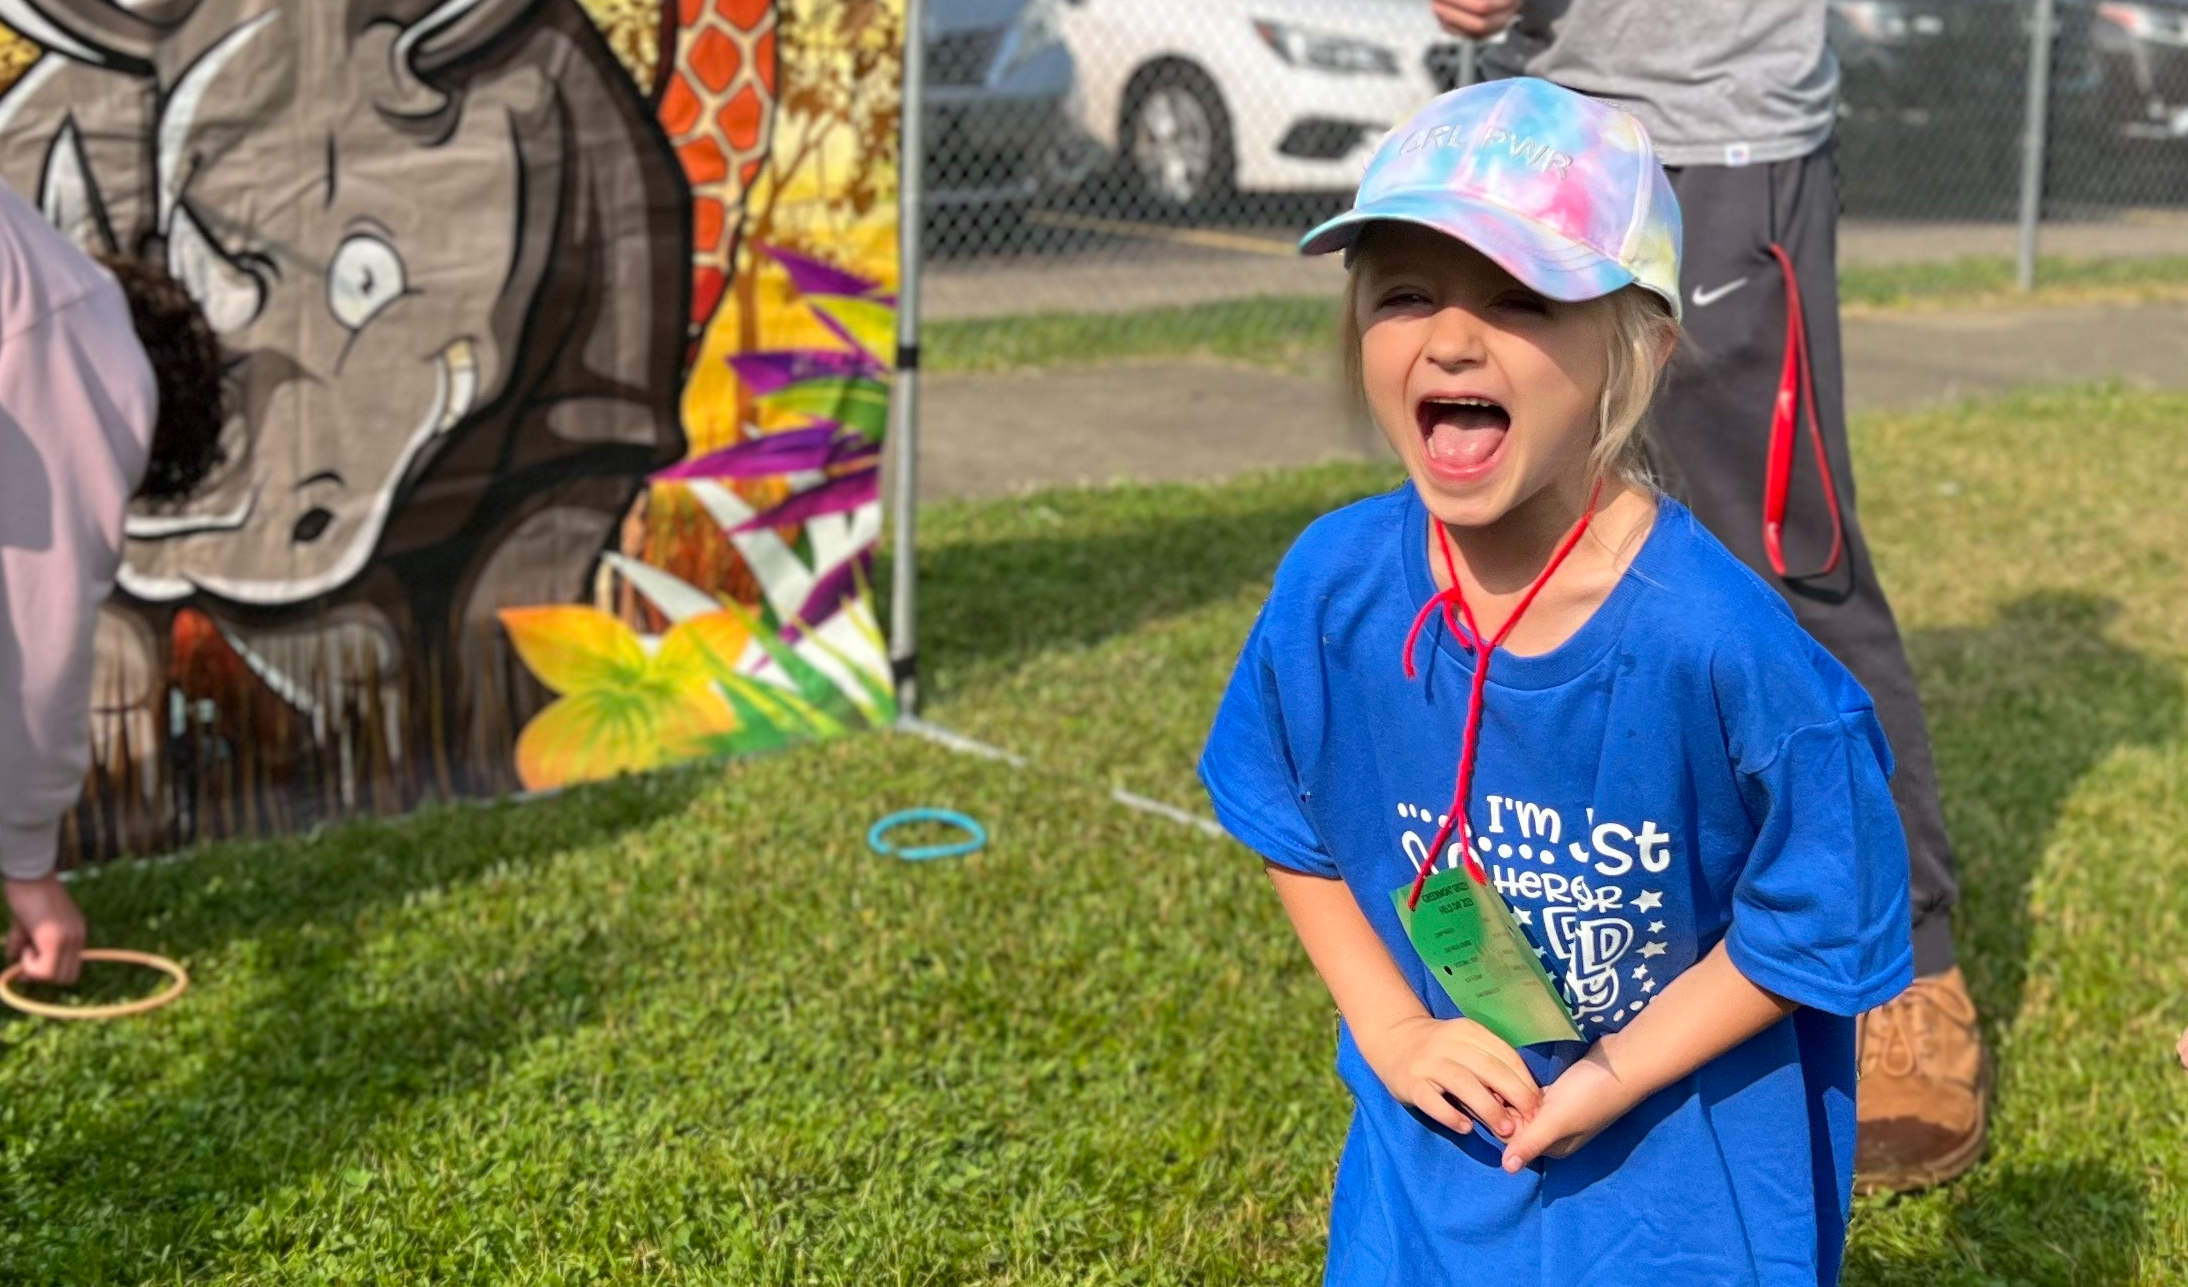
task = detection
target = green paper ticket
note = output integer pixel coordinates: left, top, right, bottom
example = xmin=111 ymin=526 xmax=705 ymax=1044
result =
xmin=1392 ymin=865 xmax=1583 ymax=1048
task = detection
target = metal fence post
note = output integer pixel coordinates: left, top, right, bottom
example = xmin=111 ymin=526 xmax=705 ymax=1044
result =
xmin=889 ymin=0 xmax=927 ymax=718
xmin=2016 ymin=0 xmax=2056 ymax=292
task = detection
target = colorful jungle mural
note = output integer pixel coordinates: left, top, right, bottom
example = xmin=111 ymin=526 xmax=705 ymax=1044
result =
xmin=0 ymin=0 xmax=902 ymax=859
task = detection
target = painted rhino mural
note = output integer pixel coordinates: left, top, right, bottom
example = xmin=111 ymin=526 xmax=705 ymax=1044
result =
xmin=0 ymin=0 xmax=779 ymax=815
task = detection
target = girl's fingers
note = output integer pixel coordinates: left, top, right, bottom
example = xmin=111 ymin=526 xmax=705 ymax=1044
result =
xmin=1467 ymin=1055 xmax=1543 ymax=1119
xmin=1411 ymin=1087 xmax=1474 ymax=1137
xmin=1454 ymin=1026 xmax=1540 ymax=1093
xmin=1500 ymin=1111 xmax=1561 ymax=1173
xmin=1432 ymin=1064 xmax=1519 ymax=1138
xmin=1443 ymin=1029 xmax=1541 ymax=1118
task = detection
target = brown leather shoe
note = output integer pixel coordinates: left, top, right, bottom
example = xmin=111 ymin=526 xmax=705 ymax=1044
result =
xmin=1855 ymin=966 xmax=1990 ymax=1195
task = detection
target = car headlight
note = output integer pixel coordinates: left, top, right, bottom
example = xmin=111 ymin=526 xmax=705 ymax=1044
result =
xmin=1253 ymin=20 xmax=1401 ymax=77
xmin=1002 ymin=0 xmax=1066 ymax=76
xmin=2098 ymin=1 xmax=2188 ymax=44
xmin=1833 ymin=1 xmax=1914 ymax=43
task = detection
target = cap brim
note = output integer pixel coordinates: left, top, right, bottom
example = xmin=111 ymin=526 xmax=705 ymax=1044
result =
xmin=1300 ymin=191 xmax=1651 ymax=310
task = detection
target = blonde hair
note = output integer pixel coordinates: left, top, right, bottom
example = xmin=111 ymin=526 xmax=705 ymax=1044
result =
xmin=1339 ymin=244 xmax=1681 ymax=489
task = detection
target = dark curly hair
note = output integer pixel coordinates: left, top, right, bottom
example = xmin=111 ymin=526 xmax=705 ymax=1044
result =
xmin=98 ymin=256 xmax=226 ymax=504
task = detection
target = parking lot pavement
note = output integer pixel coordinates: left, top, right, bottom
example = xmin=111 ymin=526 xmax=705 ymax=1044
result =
xmin=917 ymin=299 xmax=2188 ymax=500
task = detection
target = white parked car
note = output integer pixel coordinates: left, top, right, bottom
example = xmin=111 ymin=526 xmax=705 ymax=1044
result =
xmin=1058 ymin=0 xmax=1458 ymax=211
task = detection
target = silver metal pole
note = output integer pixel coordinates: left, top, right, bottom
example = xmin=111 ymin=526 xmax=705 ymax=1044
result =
xmin=2016 ymin=0 xmax=2055 ymax=292
xmin=887 ymin=0 xmax=927 ymax=717
xmin=1457 ymin=39 xmax=1477 ymax=89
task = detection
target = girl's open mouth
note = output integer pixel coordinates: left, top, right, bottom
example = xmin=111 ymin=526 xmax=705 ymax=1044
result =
xmin=1416 ymin=395 xmax=1511 ymax=480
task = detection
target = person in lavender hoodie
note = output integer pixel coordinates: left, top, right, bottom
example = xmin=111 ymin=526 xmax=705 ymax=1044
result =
xmin=0 ymin=178 xmax=223 ymax=985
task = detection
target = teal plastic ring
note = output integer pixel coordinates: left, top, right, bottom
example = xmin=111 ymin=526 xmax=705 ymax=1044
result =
xmin=868 ymin=808 xmax=987 ymax=861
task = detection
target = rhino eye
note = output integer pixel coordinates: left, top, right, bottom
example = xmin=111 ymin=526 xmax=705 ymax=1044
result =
xmin=327 ymin=235 xmax=407 ymax=331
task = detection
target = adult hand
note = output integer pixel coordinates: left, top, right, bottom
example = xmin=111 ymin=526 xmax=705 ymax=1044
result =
xmin=1431 ymin=0 xmax=1522 ymax=39
xmin=1498 ymin=1042 xmax=1642 ymax=1171
xmin=5 ymin=874 xmax=86 ymax=985
xmin=1361 ymin=1014 xmax=1542 ymax=1139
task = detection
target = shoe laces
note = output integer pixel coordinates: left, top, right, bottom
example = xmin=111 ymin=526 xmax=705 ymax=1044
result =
xmin=1861 ymin=984 xmax=1947 ymax=1080
xmin=1855 ymin=1002 xmax=1925 ymax=1081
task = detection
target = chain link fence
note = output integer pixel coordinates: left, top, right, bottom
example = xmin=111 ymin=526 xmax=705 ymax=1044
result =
xmin=914 ymin=0 xmax=2188 ymax=360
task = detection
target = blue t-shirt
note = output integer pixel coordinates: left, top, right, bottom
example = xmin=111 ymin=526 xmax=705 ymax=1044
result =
xmin=1199 ymin=485 xmax=1913 ymax=1287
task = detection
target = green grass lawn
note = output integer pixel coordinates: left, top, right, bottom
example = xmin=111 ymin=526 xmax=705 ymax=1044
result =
xmin=4 ymin=385 xmax=2186 ymax=1283
xmin=927 ymin=255 xmax=2188 ymax=376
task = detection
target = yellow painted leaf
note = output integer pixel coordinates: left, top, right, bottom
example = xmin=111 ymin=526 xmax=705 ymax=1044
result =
xmin=510 ymin=668 xmax=741 ymax=792
xmin=658 ymin=610 xmax=755 ymax=684
xmin=808 ymin=295 xmax=895 ymax=364
xmin=513 ymin=690 xmax=668 ymax=792
xmin=656 ymin=682 xmax=742 ymax=761
xmin=499 ymin=606 xmax=645 ymax=697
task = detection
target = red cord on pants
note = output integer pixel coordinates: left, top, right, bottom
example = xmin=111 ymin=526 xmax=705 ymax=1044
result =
xmin=1762 ymin=242 xmax=1845 ymax=581
xmin=1399 ymin=480 xmax=1602 ymax=910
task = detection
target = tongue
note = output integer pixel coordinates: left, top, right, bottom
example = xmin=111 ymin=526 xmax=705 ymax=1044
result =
xmin=1425 ymin=414 xmax=1505 ymax=468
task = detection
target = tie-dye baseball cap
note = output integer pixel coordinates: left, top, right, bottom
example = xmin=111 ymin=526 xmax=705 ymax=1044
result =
xmin=1300 ymin=77 xmax=1683 ymax=319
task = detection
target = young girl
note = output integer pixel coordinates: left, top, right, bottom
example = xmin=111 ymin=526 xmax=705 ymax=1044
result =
xmin=1200 ymin=79 xmax=1913 ymax=1285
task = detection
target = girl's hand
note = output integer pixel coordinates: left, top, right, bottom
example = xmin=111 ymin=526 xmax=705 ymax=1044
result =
xmin=1498 ymin=1043 xmax=1642 ymax=1171
xmin=1496 ymin=945 xmax=1799 ymax=1171
xmin=1360 ymin=1014 xmax=1542 ymax=1139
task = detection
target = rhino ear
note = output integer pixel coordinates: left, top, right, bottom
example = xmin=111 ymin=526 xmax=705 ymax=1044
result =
xmin=396 ymin=0 xmax=544 ymax=78
xmin=0 ymin=0 xmax=199 ymax=73
xmin=40 ymin=119 xmax=117 ymax=255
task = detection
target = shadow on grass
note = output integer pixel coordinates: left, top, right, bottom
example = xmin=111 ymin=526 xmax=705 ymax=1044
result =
xmin=0 ymin=770 xmax=709 ymax=1279
xmin=888 ymin=465 xmax=1397 ymax=698
xmin=1849 ymin=1159 xmax=2151 ymax=1286
xmin=1907 ymin=591 xmax=2186 ymax=1031
xmin=54 ymin=765 xmax=710 ymax=966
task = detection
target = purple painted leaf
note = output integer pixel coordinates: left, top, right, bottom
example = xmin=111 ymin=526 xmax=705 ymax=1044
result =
xmin=652 ymin=426 xmax=841 ymax=481
xmin=827 ymin=435 xmax=880 ymax=469
xmin=760 ymin=242 xmax=883 ymax=300
xmin=732 ymin=468 xmax=879 ymax=533
xmin=728 ymin=348 xmax=886 ymax=394
xmin=793 ymin=559 xmax=868 ymax=632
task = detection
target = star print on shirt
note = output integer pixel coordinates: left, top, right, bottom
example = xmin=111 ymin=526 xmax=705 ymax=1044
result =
xmin=1632 ymin=964 xmax=1650 ymax=980
xmin=1639 ymin=942 xmax=1668 ymax=959
xmin=1641 ymin=977 xmax=1657 ymax=993
xmin=1512 ymin=907 xmax=1532 ymax=926
xmin=1635 ymin=890 xmax=1665 ymax=912
xmin=1648 ymin=921 xmax=1665 ymax=934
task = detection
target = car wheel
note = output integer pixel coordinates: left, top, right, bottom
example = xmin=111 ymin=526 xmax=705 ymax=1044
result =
xmin=1123 ymin=62 xmax=1234 ymax=215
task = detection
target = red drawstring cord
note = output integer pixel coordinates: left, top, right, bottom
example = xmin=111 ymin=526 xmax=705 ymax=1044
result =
xmin=1761 ymin=243 xmax=1845 ymax=581
xmin=1401 ymin=480 xmax=1603 ymax=910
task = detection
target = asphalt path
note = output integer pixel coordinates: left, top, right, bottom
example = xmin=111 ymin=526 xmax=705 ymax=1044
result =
xmin=918 ymin=297 xmax=2188 ymax=500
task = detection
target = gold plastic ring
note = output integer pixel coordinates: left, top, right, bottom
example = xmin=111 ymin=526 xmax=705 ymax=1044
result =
xmin=0 ymin=948 xmax=189 ymax=1020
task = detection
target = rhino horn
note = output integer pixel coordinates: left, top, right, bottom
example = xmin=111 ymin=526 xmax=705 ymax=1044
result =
xmin=396 ymin=0 xmax=545 ymax=77
xmin=39 ymin=119 xmax=117 ymax=254
xmin=0 ymin=0 xmax=201 ymax=72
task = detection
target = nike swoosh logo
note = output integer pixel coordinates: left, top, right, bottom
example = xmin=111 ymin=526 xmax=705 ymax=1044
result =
xmin=1691 ymin=277 xmax=1751 ymax=308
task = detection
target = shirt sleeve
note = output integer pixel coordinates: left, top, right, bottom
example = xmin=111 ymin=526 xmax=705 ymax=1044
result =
xmin=1724 ymin=709 xmax=1915 ymax=1016
xmin=0 ymin=284 xmax=155 ymax=880
xmin=1198 ymin=610 xmax=1338 ymax=878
